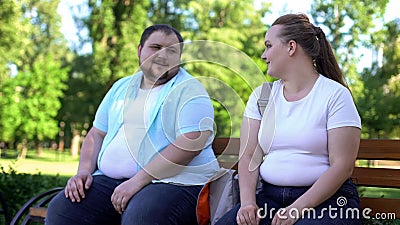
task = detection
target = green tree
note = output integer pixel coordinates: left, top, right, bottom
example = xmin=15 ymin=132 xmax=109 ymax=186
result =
xmin=310 ymin=0 xmax=394 ymax=138
xmin=144 ymin=0 xmax=272 ymax=136
xmin=0 ymin=0 xmax=24 ymax=147
xmin=0 ymin=0 xmax=71 ymax=155
xmin=311 ymin=0 xmax=389 ymax=95
xmin=87 ymin=0 xmax=149 ymax=90
xmin=358 ymin=19 xmax=400 ymax=138
xmin=0 ymin=0 xmax=24 ymax=81
xmin=181 ymin=0 xmax=271 ymax=137
xmin=57 ymin=54 xmax=101 ymax=158
xmin=147 ymin=0 xmax=189 ymax=31
xmin=56 ymin=0 xmax=150 ymax=157
xmin=0 ymin=55 xmax=68 ymax=155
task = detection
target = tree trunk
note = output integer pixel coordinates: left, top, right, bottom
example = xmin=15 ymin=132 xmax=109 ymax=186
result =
xmin=58 ymin=140 xmax=64 ymax=153
xmin=37 ymin=141 xmax=43 ymax=156
xmin=70 ymin=130 xmax=81 ymax=159
xmin=18 ymin=140 xmax=28 ymax=159
xmin=58 ymin=121 xmax=65 ymax=152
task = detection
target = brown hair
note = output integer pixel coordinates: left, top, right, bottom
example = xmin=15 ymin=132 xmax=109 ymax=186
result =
xmin=140 ymin=24 xmax=184 ymax=52
xmin=272 ymin=13 xmax=348 ymax=88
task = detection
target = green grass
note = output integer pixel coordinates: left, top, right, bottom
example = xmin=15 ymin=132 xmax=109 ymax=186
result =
xmin=359 ymin=186 xmax=400 ymax=199
xmin=0 ymin=148 xmax=79 ymax=176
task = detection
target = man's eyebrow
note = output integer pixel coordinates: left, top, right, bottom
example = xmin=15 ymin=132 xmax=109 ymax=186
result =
xmin=147 ymin=43 xmax=179 ymax=49
xmin=147 ymin=43 xmax=162 ymax=47
xmin=167 ymin=45 xmax=179 ymax=50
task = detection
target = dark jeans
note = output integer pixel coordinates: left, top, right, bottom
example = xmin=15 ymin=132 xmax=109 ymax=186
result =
xmin=215 ymin=179 xmax=362 ymax=225
xmin=45 ymin=175 xmax=202 ymax=225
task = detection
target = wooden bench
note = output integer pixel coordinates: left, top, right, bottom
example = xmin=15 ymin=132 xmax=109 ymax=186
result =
xmin=10 ymin=138 xmax=400 ymax=224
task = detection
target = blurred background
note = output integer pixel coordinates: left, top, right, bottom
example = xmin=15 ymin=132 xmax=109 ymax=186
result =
xmin=0 ymin=0 xmax=399 ymax=164
xmin=0 ymin=0 xmax=399 ymax=223
xmin=1 ymin=0 xmax=399 ymax=160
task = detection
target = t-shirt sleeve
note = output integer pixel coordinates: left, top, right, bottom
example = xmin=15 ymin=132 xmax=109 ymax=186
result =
xmin=93 ymin=90 xmax=112 ymax=132
xmin=177 ymin=96 xmax=214 ymax=135
xmin=327 ymin=87 xmax=361 ymax=130
xmin=244 ymin=85 xmax=263 ymax=120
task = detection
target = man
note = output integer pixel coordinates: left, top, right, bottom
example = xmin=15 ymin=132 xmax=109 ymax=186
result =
xmin=46 ymin=24 xmax=220 ymax=225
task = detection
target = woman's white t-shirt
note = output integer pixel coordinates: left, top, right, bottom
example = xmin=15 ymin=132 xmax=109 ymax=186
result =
xmin=244 ymin=75 xmax=361 ymax=186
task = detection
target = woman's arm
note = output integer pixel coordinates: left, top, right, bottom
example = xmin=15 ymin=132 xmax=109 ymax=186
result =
xmin=236 ymin=116 xmax=264 ymax=225
xmin=295 ymin=126 xmax=360 ymax=207
xmin=272 ymin=126 xmax=361 ymax=225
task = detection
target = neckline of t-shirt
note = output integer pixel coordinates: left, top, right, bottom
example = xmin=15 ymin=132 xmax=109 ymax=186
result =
xmin=279 ymin=74 xmax=321 ymax=104
xmin=139 ymin=84 xmax=165 ymax=93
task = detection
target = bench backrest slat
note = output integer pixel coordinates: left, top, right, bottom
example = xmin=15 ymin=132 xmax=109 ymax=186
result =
xmin=358 ymin=139 xmax=400 ymax=160
xmin=353 ymin=167 xmax=400 ymax=188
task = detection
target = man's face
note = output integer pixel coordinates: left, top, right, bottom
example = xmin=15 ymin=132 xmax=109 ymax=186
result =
xmin=138 ymin=31 xmax=181 ymax=87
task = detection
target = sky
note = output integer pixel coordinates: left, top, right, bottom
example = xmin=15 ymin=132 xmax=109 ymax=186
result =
xmin=57 ymin=0 xmax=399 ymax=68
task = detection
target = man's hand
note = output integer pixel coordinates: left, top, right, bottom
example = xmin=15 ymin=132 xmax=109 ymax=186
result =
xmin=111 ymin=179 xmax=142 ymax=214
xmin=64 ymin=171 xmax=93 ymax=202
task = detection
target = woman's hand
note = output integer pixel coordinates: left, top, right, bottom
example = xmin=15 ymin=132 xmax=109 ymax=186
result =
xmin=236 ymin=202 xmax=260 ymax=225
xmin=64 ymin=170 xmax=93 ymax=203
xmin=271 ymin=205 xmax=300 ymax=225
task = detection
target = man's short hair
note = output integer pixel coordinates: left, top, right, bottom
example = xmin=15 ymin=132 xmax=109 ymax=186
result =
xmin=139 ymin=24 xmax=184 ymax=52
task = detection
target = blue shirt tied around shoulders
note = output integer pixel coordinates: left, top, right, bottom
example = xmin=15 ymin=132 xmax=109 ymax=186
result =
xmin=93 ymin=68 xmax=220 ymax=185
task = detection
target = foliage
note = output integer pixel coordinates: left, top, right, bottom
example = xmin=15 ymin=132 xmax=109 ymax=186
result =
xmin=356 ymin=20 xmax=400 ymax=138
xmin=311 ymin=0 xmax=389 ymax=70
xmin=0 ymin=164 xmax=68 ymax=221
xmin=0 ymin=0 xmax=71 ymax=152
xmin=1 ymin=0 xmax=400 ymax=154
xmin=0 ymin=54 xmax=69 ymax=150
xmin=310 ymin=0 xmax=400 ymax=138
xmin=0 ymin=0 xmax=23 ymax=81
xmin=167 ymin=0 xmax=271 ymax=136
xmin=64 ymin=0 xmax=271 ymax=138
xmin=311 ymin=0 xmax=389 ymax=99
xmin=54 ymin=0 xmax=151 ymax=150
xmin=87 ymin=0 xmax=149 ymax=90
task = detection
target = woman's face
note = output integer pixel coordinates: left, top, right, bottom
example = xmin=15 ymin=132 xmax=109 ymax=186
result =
xmin=261 ymin=25 xmax=289 ymax=78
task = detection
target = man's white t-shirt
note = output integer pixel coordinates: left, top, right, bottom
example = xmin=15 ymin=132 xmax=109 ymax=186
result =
xmin=244 ymin=75 xmax=361 ymax=186
xmin=99 ymin=86 xmax=162 ymax=179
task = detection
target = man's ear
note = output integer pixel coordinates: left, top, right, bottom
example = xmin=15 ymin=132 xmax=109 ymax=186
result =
xmin=138 ymin=45 xmax=142 ymax=57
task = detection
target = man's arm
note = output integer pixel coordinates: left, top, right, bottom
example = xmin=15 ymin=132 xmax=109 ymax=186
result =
xmin=142 ymin=130 xmax=210 ymax=179
xmin=111 ymin=130 xmax=211 ymax=213
xmin=65 ymin=127 xmax=106 ymax=202
xmin=77 ymin=127 xmax=105 ymax=174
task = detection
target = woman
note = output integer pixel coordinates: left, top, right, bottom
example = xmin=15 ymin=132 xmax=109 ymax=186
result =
xmin=216 ymin=13 xmax=362 ymax=225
